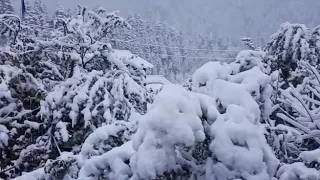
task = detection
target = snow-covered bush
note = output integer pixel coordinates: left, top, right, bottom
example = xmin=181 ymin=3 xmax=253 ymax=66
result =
xmin=273 ymin=62 xmax=320 ymax=161
xmin=130 ymin=50 xmax=279 ymax=180
xmin=209 ymin=104 xmax=278 ymax=180
xmin=131 ymin=84 xmax=207 ymax=179
xmin=195 ymin=51 xmax=279 ymax=180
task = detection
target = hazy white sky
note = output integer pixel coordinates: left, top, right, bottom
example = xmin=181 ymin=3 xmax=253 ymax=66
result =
xmin=12 ymin=0 xmax=151 ymax=16
xmin=11 ymin=0 xmax=320 ymax=42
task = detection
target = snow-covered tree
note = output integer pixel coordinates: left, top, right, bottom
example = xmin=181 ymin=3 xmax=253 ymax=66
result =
xmin=310 ymin=25 xmax=320 ymax=64
xmin=0 ymin=0 xmax=14 ymax=14
xmin=32 ymin=0 xmax=50 ymax=38
xmin=0 ymin=14 xmax=20 ymax=45
xmin=241 ymin=37 xmax=258 ymax=50
xmin=0 ymin=18 xmax=49 ymax=174
xmin=51 ymin=4 xmax=72 ymax=32
xmin=0 ymin=12 xmax=66 ymax=178
xmin=262 ymin=23 xmax=320 ymax=164
xmin=263 ymin=22 xmax=320 ymax=179
xmin=20 ymin=0 xmax=50 ymax=38
xmin=264 ymin=22 xmax=314 ymax=87
xmin=5 ymin=1 xmax=320 ymax=179
xmin=11 ymin=5 xmax=154 ymax=179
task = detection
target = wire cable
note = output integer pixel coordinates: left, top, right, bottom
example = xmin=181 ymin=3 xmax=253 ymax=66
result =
xmin=109 ymin=38 xmax=241 ymax=52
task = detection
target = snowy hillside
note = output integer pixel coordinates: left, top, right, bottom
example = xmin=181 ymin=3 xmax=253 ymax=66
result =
xmin=1 ymin=1 xmax=320 ymax=180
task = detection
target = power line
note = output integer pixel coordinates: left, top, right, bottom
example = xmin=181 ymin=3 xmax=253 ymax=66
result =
xmin=20 ymin=24 xmax=241 ymax=59
xmin=23 ymin=24 xmax=241 ymax=53
xmin=109 ymin=38 xmax=241 ymax=52
xmin=130 ymin=51 xmax=235 ymax=60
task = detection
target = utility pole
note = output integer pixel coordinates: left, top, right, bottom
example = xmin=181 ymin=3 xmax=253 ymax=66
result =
xmin=21 ymin=0 xmax=25 ymax=20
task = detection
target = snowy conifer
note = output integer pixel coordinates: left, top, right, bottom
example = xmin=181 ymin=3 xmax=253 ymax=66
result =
xmin=264 ymin=22 xmax=313 ymax=87
xmin=0 ymin=0 xmax=14 ymax=14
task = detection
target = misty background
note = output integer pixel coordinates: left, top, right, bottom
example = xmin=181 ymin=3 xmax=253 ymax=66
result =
xmin=11 ymin=0 xmax=320 ymax=44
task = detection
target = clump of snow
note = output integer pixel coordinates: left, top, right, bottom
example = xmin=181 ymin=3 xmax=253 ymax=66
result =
xmin=299 ymin=149 xmax=320 ymax=164
xmin=130 ymin=84 xmax=205 ymax=179
xmin=113 ymin=49 xmax=154 ymax=69
xmin=12 ymin=168 xmax=46 ymax=180
xmin=0 ymin=124 xmax=9 ymax=149
xmin=81 ymin=123 xmax=128 ymax=158
xmin=78 ymin=141 xmax=134 ymax=180
xmin=234 ymin=50 xmax=267 ymax=72
xmin=276 ymin=162 xmax=319 ymax=180
xmin=191 ymin=61 xmax=232 ymax=91
xmin=228 ymin=66 xmax=271 ymax=102
xmin=145 ymin=75 xmax=171 ymax=94
xmin=208 ymin=104 xmax=279 ymax=180
xmin=207 ymin=79 xmax=261 ymax=124
xmin=55 ymin=121 xmax=69 ymax=142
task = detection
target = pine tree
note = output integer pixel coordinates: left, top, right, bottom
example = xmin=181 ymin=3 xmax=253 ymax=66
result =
xmin=21 ymin=0 xmax=50 ymax=38
xmin=0 ymin=11 xmax=67 ymax=178
xmin=33 ymin=0 xmax=50 ymax=37
xmin=53 ymin=4 xmax=72 ymax=24
xmin=0 ymin=0 xmax=14 ymax=14
xmin=264 ymin=22 xmax=313 ymax=87
xmin=310 ymin=25 xmax=320 ymax=67
xmin=0 ymin=0 xmax=14 ymax=46
xmin=264 ymin=23 xmax=320 ymax=177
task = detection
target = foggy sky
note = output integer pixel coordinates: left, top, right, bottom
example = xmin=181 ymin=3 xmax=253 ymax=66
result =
xmin=11 ymin=0 xmax=320 ymax=42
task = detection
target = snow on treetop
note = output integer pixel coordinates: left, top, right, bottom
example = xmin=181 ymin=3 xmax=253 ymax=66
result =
xmin=279 ymin=22 xmax=308 ymax=34
xmin=191 ymin=61 xmax=232 ymax=90
xmin=113 ymin=49 xmax=154 ymax=69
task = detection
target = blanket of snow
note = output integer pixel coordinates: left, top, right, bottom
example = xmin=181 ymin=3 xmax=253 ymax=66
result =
xmin=14 ymin=49 xmax=320 ymax=180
